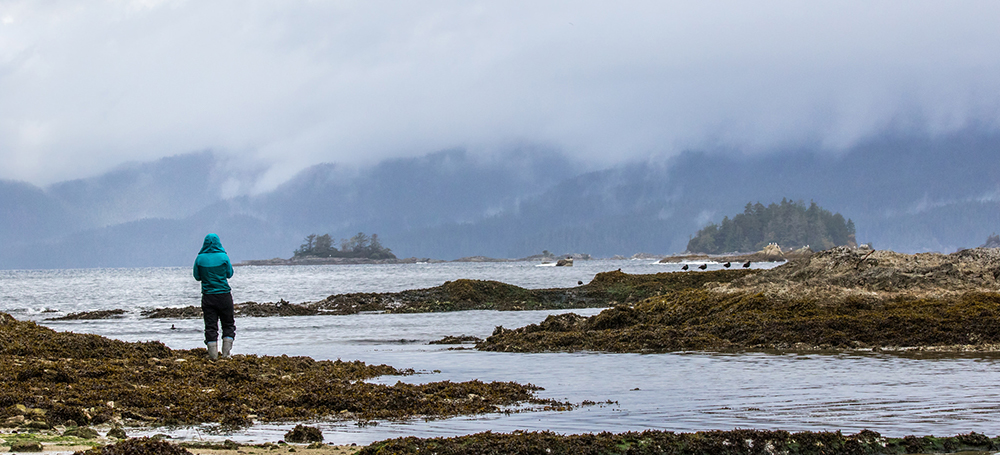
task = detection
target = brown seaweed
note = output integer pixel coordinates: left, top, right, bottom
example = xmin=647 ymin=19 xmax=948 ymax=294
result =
xmin=0 ymin=313 xmax=567 ymax=429
xmin=359 ymin=429 xmax=999 ymax=455
xmin=48 ymin=309 xmax=127 ymax=321
xmin=476 ymin=248 xmax=1000 ymax=353
xmin=478 ymin=289 xmax=1000 ymax=353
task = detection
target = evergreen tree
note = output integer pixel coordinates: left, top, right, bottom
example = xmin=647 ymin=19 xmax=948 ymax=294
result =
xmin=687 ymin=199 xmax=855 ymax=254
xmin=293 ymin=232 xmax=396 ymax=259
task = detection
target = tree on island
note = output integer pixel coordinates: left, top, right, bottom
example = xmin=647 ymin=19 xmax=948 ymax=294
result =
xmin=687 ymin=199 xmax=856 ymax=254
xmin=293 ymin=232 xmax=396 ymax=259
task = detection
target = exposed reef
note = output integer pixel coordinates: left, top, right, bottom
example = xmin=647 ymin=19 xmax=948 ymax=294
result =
xmin=48 ymin=309 xmax=127 ymax=321
xmin=658 ymin=244 xmax=814 ymax=265
xmin=429 ymin=335 xmax=483 ymax=345
xmin=143 ymin=300 xmax=319 ymax=319
xmin=359 ymin=429 xmax=1000 ymax=455
xmin=143 ymin=270 xmax=755 ymax=318
xmin=0 ymin=313 xmax=567 ymax=430
xmin=478 ymin=247 xmax=1000 ymax=353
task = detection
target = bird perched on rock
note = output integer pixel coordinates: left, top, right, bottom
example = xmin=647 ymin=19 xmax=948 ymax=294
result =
xmin=698 ymin=264 xmax=708 ymax=270
xmin=723 ymin=262 xmax=731 ymax=268
xmin=681 ymin=264 xmax=689 ymax=270
xmin=578 ymin=281 xmax=583 ymax=285
xmin=743 ymin=261 xmax=751 ymax=268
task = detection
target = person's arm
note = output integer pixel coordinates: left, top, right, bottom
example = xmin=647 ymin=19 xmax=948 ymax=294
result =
xmin=193 ymin=259 xmax=202 ymax=281
xmin=225 ymin=257 xmax=234 ymax=279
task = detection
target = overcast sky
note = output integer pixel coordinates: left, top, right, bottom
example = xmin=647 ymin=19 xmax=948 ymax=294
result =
xmin=2 ymin=1 xmax=999 ymax=191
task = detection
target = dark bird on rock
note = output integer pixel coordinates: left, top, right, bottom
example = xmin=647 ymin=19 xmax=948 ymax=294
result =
xmin=698 ymin=264 xmax=708 ymax=270
xmin=723 ymin=262 xmax=731 ymax=268
xmin=743 ymin=261 xmax=751 ymax=268
xmin=578 ymin=281 xmax=583 ymax=285
xmin=681 ymin=264 xmax=689 ymax=270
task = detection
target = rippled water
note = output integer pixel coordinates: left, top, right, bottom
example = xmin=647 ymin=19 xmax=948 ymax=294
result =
xmin=1 ymin=259 xmax=703 ymax=316
xmin=3 ymin=260 xmax=999 ymax=445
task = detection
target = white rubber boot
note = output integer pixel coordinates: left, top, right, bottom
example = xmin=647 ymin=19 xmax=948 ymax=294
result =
xmin=207 ymin=341 xmax=219 ymax=360
xmin=221 ymin=337 xmax=233 ymax=359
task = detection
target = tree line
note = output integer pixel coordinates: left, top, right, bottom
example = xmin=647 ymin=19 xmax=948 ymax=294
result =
xmin=686 ymin=199 xmax=856 ymax=254
xmin=293 ymin=232 xmax=396 ymax=259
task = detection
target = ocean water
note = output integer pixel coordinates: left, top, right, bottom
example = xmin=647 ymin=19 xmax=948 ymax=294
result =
xmin=3 ymin=259 xmax=1000 ymax=445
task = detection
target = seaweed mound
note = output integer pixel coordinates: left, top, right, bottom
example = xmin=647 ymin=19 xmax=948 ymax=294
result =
xmin=313 ymin=279 xmax=572 ymax=314
xmin=0 ymin=313 xmax=565 ymax=428
xmin=732 ymin=246 xmax=1000 ymax=295
xmin=49 ymin=309 xmax=127 ymax=321
xmin=285 ymin=424 xmax=323 ymax=443
xmin=478 ymin=288 xmax=1000 ymax=353
xmin=143 ymin=300 xmax=318 ymax=319
xmin=74 ymin=438 xmax=192 ymax=455
xmin=0 ymin=313 xmax=170 ymax=359
xmin=360 ymin=429 xmax=999 ymax=455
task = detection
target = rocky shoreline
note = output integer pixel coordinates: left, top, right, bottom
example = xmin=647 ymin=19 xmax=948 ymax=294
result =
xmin=475 ymin=246 xmax=1000 ymax=353
xmin=358 ymin=429 xmax=1000 ymax=455
xmin=56 ymin=246 xmax=1000 ymax=355
xmin=7 ymin=429 xmax=1000 ymax=454
xmin=11 ymin=248 xmax=1000 ymax=454
xmin=5 ymin=430 xmax=998 ymax=455
xmin=0 ymin=313 xmax=569 ymax=432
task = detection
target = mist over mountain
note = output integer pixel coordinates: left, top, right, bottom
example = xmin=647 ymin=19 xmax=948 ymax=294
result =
xmin=1 ymin=131 xmax=998 ymax=269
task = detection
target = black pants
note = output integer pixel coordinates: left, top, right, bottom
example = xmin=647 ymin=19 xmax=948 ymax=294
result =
xmin=202 ymin=292 xmax=236 ymax=344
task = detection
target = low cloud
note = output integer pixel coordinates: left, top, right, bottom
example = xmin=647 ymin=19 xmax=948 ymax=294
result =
xmin=2 ymin=1 xmax=999 ymax=189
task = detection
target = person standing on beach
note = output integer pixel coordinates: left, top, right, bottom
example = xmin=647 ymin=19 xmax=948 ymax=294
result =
xmin=193 ymin=233 xmax=235 ymax=360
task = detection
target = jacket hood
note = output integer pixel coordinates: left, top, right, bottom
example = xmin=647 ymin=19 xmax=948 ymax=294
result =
xmin=199 ymin=233 xmax=227 ymax=254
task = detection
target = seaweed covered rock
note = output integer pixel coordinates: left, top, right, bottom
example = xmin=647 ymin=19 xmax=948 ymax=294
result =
xmin=730 ymin=246 xmax=1000 ymax=296
xmin=429 ymin=335 xmax=483 ymax=345
xmin=474 ymin=248 xmax=1000 ymax=354
xmin=0 ymin=314 xmax=564 ymax=427
xmin=311 ymin=270 xmax=752 ymax=314
xmin=49 ymin=309 xmax=127 ymax=321
xmin=0 ymin=313 xmax=170 ymax=359
xmin=478 ymin=289 xmax=1000 ymax=353
xmin=314 ymin=279 xmax=569 ymax=314
xmin=10 ymin=440 xmax=43 ymax=452
xmin=63 ymin=426 xmax=100 ymax=439
xmin=143 ymin=300 xmax=319 ymax=319
xmin=360 ymin=429 xmax=999 ymax=455
xmin=73 ymin=438 xmax=192 ymax=455
xmin=284 ymin=424 xmax=323 ymax=443
xmin=236 ymin=300 xmax=318 ymax=317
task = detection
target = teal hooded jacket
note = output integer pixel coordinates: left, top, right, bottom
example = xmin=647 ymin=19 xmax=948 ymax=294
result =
xmin=193 ymin=233 xmax=234 ymax=295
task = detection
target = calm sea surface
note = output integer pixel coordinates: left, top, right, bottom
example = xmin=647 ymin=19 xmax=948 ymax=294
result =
xmin=2 ymin=260 xmax=1000 ymax=444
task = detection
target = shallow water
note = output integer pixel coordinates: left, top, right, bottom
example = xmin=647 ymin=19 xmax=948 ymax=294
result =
xmin=1 ymin=259 xmax=716 ymax=316
xmin=4 ymin=260 xmax=999 ymax=445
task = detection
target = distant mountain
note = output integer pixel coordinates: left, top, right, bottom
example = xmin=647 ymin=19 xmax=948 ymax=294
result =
xmin=1 ymin=130 xmax=998 ymax=268
xmin=0 ymin=180 xmax=73 ymax=248
xmin=0 ymin=147 xmax=580 ymax=268
xmin=389 ymin=130 xmax=1000 ymax=258
xmin=46 ymin=151 xmax=263 ymax=229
